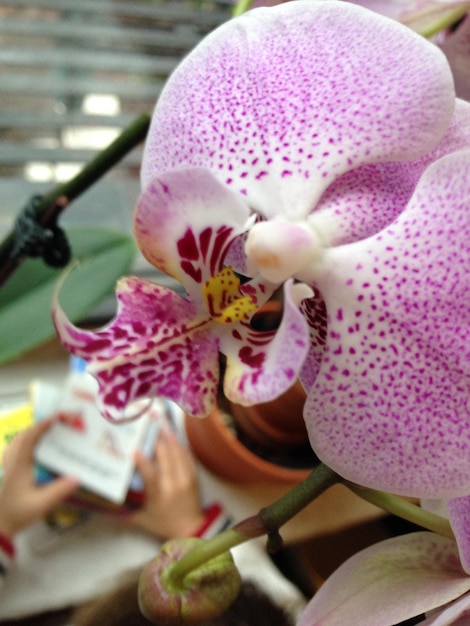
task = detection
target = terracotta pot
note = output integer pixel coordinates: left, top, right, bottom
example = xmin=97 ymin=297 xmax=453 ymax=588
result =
xmin=186 ymin=297 xmax=318 ymax=483
xmin=185 ymin=396 xmax=316 ymax=484
xmin=228 ymin=380 xmax=308 ymax=449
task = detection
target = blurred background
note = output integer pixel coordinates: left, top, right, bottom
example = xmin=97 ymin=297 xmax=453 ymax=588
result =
xmin=0 ymin=0 xmax=232 ymax=309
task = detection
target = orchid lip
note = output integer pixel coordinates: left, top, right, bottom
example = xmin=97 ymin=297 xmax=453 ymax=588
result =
xmin=202 ymin=266 xmax=257 ymax=324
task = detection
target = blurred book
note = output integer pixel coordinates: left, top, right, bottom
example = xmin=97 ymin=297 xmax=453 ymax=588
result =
xmin=33 ymin=357 xmax=180 ymax=507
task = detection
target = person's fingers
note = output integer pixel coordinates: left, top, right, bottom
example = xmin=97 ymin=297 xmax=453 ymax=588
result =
xmin=3 ymin=419 xmax=55 ymax=469
xmin=167 ymin=438 xmax=197 ymax=485
xmin=34 ymin=475 xmax=80 ymax=517
xmin=134 ymin=450 xmax=157 ymax=493
xmin=2 ymin=419 xmax=54 ymax=472
xmin=153 ymin=433 xmax=174 ymax=478
xmin=20 ymin=418 xmax=55 ymax=452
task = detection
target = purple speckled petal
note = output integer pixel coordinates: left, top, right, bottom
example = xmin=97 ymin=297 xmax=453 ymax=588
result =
xmin=222 ymin=280 xmax=312 ymax=405
xmin=135 ymin=168 xmax=250 ymax=298
xmin=54 ymin=277 xmax=219 ymax=420
xmin=304 ymin=149 xmax=470 ymax=498
xmin=298 ymin=290 xmax=328 ymax=391
xmin=447 ymin=496 xmax=470 ymax=575
xmin=142 ymin=1 xmax=454 ymax=222
xmin=313 ymin=99 xmax=470 ymax=246
xmin=298 ymin=532 xmax=470 ymax=626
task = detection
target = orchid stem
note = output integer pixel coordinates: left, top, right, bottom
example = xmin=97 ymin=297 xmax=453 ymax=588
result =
xmin=232 ymin=0 xmax=252 ymax=17
xmin=166 ymin=527 xmax=248 ymax=588
xmin=33 ymin=112 xmax=150 ymax=210
xmin=0 ymin=113 xmax=150 ymax=288
xmin=402 ymin=5 xmax=469 ymax=38
xmin=345 ymin=482 xmax=455 ymax=540
xmin=166 ymin=463 xmax=340 ymax=587
xmin=255 ymin=462 xmax=340 ymax=547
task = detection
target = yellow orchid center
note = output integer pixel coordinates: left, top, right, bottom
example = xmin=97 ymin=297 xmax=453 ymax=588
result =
xmin=202 ymin=266 xmax=257 ymax=324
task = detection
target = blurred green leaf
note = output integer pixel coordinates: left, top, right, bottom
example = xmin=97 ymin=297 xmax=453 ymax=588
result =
xmin=0 ymin=227 xmax=137 ymax=364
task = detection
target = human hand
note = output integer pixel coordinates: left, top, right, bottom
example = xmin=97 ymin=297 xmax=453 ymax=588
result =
xmin=0 ymin=419 xmax=80 ymax=539
xmin=126 ymin=432 xmax=205 ymax=540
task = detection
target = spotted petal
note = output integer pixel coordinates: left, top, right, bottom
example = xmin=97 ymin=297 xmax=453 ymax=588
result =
xmin=135 ymin=168 xmax=250 ymax=297
xmin=304 ymin=149 xmax=470 ymax=498
xmin=298 ymin=532 xmax=470 ymax=626
xmin=447 ymin=496 xmax=470 ymax=574
xmin=142 ymin=1 xmax=454 ymax=224
xmin=221 ymin=279 xmax=312 ymax=405
xmin=54 ymin=277 xmax=219 ymax=420
xmin=312 ymin=98 xmax=470 ymax=247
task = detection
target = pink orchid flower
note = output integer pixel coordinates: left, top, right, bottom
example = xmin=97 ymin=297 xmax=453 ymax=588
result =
xmin=298 ymin=531 xmax=470 ymax=626
xmin=140 ymin=0 xmax=470 ymax=498
xmin=54 ymin=167 xmax=311 ymax=420
xmin=55 ymin=0 xmax=470 ymax=506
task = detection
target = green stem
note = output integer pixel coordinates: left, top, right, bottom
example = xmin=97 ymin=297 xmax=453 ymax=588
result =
xmin=167 ymin=463 xmax=340 ymax=587
xmin=345 ymin=482 xmax=455 ymax=540
xmin=257 ymin=462 xmax=340 ymax=538
xmin=232 ymin=0 xmax=252 ymax=17
xmin=401 ymin=4 xmax=470 ymax=38
xmin=167 ymin=527 xmax=248 ymax=589
xmin=0 ymin=113 xmax=150 ymax=287
xmin=38 ymin=112 xmax=150 ymax=209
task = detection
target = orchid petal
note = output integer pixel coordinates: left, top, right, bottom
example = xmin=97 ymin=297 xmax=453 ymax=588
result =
xmin=222 ymin=280 xmax=312 ymax=405
xmin=312 ymin=98 xmax=470 ymax=247
xmin=420 ymin=593 xmax=470 ymax=625
xmin=422 ymin=499 xmax=450 ymax=519
xmin=142 ymin=1 xmax=454 ymax=222
xmin=304 ymin=149 xmax=470 ymax=497
xmin=298 ymin=532 xmax=470 ymax=626
xmin=448 ymin=496 xmax=470 ymax=574
xmin=135 ymin=168 xmax=250 ymax=299
xmin=54 ymin=277 xmax=219 ymax=420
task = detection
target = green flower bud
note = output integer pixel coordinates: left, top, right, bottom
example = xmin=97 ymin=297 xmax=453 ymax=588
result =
xmin=138 ymin=537 xmax=242 ymax=625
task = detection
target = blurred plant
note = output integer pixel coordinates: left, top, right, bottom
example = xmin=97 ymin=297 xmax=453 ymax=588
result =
xmin=0 ymin=115 xmax=149 ymax=363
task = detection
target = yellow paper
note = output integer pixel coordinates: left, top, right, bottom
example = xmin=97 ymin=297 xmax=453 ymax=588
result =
xmin=0 ymin=404 xmax=33 ymax=464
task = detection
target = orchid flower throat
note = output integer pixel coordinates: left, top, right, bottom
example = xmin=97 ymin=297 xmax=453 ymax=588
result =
xmin=202 ymin=266 xmax=257 ymax=324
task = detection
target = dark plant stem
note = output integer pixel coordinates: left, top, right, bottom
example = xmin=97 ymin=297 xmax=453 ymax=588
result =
xmin=165 ymin=464 xmax=456 ymax=589
xmin=166 ymin=463 xmax=340 ymax=587
xmin=0 ymin=113 xmax=150 ymax=288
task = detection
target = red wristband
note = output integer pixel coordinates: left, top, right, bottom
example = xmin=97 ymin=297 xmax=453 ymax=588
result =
xmin=192 ymin=503 xmax=230 ymax=538
xmin=0 ymin=531 xmax=15 ymax=559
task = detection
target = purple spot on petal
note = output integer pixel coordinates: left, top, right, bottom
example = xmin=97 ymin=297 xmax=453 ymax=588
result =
xmin=238 ymin=346 xmax=265 ymax=369
xmin=177 ymin=228 xmax=199 ymax=261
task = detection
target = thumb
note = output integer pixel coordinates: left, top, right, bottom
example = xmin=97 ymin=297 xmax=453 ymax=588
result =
xmin=35 ymin=476 xmax=80 ymax=516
